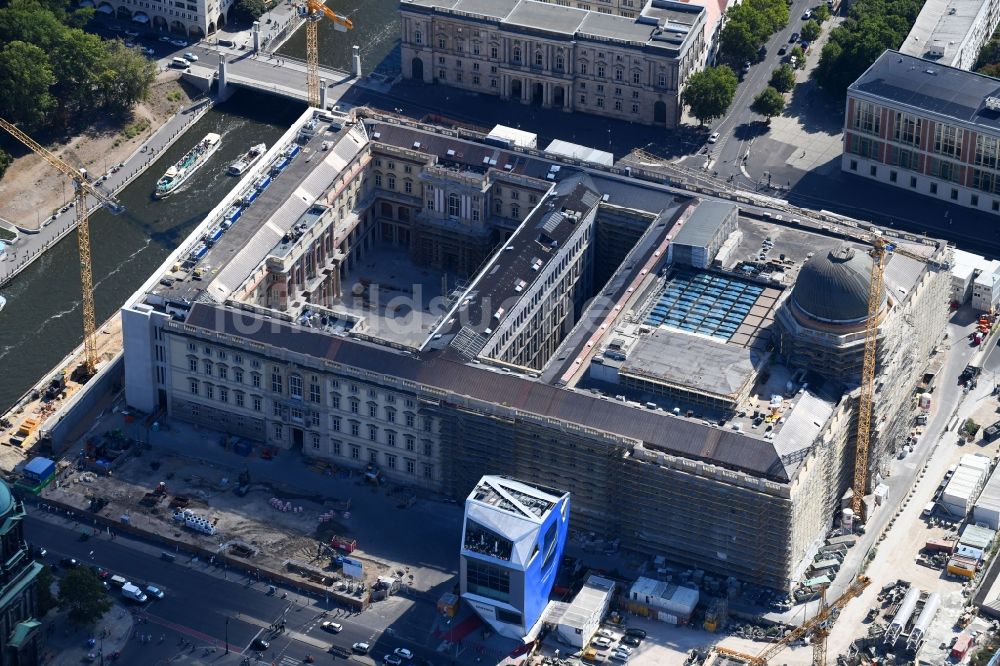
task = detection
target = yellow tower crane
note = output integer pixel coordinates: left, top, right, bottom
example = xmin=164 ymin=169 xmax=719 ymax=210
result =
xmin=303 ymin=0 xmax=353 ymax=108
xmin=713 ymin=575 xmax=870 ymax=666
xmin=0 ymin=118 xmax=122 ymax=376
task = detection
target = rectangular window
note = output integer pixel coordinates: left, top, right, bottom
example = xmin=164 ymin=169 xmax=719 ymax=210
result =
xmin=465 ymin=561 xmax=510 ymax=602
xmin=252 ymin=373 xmax=261 ymax=388
xmin=854 ymin=101 xmax=881 ymax=135
xmin=405 ymin=435 xmax=415 ymax=451
xmin=405 ymin=413 xmax=415 ymax=428
xmin=387 ymin=431 xmax=396 ymax=447
xmin=910 ymin=176 xmax=917 ymax=188
xmin=893 ymin=112 xmax=921 ymax=146
xmin=423 ymin=464 xmax=433 ymax=479
xmin=253 ymin=396 xmax=262 ymax=412
xmin=350 ymin=445 xmax=360 ymax=460
xmin=234 ymin=368 xmax=243 ymax=383
xmin=273 ymin=423 xmax=283 ymax=440
xmin=189 ymin=379 xmax=199 ymax=395
xmin=312 ymin=434 xmax=321 ymax=450
xmin=235 ymin=392 xmax=244 ymax=408
xmin=273 ymin=403 xmax=282 ymax=417
xmin=332 ymin=440 xmax=342 ymax=456
xmin=386 ymin=409 xmax=396 ymax=423
xmin=350 ymin=399 xmax=359 ymax=414
xmin=350 ymin=422 xmax=360 ymax=437
xmin=206 ymin=384 xmax=214 ymax=400
xmin=386 ymin=454 xmax=397 ymax=470
xmin=951 ymin=188 xmax=959 ymax=200
xmin=368 ymin=425 xmax=378 ymax=441
xmin=406 ymin=459 xmax=415 ymax=474
xmin=310 ymin=384 xmax=321 ymax=403
xmin=423 ymin=441 xmax=433 ymax=456
xmin=189 ymin=358 xmax=198 ymax=372
xmin=289 ymin=375 xmax=303 ymax=399
xmin=889 ymin=170 xmax=897 ymax=183
xmin=271 ymin=372 xmax=282 ymax=394
xmin=423 ymin=418 xmax=432 ymax=432
xmin=219 ymin=387 xmax=228 ymax=403
xmin=332 ymin=416 xmax=341 ymax=432
xmin=369 ymin=449 xmax=378 ymax=464
xmin=976 ymin=134 xmax=1000 ymax=169
xmin=933 ymin=123 xmax=962 ymax=158
xmin=930 ymin=182 xmax=938 ymax=194
xmin=368 ymin=403 xmax=378 ymax=418
xmin=972 ymin=194 xmax=980 ymax=206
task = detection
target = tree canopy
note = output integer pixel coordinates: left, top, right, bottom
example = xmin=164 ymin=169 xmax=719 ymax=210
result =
xmin=35 ymin=565 xmax=57 ymax=617
xmin=814 ymin=0 xmax=926 ymax=95
xmin=58 ymin=566 xmax=112 ymax=625
xmin=769 ymin=64 xmax=796 ymax=93
xmin=800 ymin=19 xmax=821 ymax=41
xmin=718 ymin=0 xmax=789 ymax=64
xmin=751 ymin=86 xmax=786 ymax=122
xmin=682 ymin=65 xmax=739 ymax=126
xmin=0 ymin=0 xmax=155 ymax=132
xmin=233 ymin=0 xmax=269 ymax=22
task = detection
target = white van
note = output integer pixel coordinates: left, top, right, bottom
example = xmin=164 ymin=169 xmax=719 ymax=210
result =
xmin=922 ymin=502 xmax=935 ymax=517
xmin=171 ymin=57 xmax=190 ymax=69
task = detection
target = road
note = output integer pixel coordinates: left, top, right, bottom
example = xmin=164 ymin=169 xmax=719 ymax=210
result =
xmin=26 ymin=512 xmax=446 ymax=666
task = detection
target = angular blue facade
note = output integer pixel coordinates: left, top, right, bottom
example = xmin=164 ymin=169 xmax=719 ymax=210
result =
xmin=460 ymin=476 xmax=570 ymax=639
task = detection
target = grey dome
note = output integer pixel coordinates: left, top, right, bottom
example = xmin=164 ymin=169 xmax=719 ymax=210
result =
xmin=791 ymin=246 xmax=885 ymax=325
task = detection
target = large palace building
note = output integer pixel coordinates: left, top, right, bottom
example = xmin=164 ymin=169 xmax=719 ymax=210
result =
xmin=121 ymin=108 xmax=952 ymax=590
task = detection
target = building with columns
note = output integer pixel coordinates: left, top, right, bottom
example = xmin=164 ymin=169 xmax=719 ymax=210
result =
xmin=121 ymin=108 xmax=951 ymax=591
xmin=843 ymin=50 xmax=1000 ymax=216
xmin=83 ymin=0 xmax=236 ymax=38
xmin=399 ymin=0 xmax=706 ymax=128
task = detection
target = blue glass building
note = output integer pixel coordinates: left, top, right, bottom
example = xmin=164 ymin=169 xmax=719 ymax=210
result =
xmin=460 ymin=476 xmax=570 ymax=639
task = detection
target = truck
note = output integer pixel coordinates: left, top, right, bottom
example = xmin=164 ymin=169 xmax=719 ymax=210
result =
xmin=121 ymin=582 xmax=147 ymax=603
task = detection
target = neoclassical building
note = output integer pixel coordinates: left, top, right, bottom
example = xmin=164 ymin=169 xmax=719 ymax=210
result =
xmin=84 ymin=0 xmax=236 ymax=38
xmin=0 ymin=484 xmax=43 ymax=666
xmin=399 ymin=0 xmax=706 ymax=128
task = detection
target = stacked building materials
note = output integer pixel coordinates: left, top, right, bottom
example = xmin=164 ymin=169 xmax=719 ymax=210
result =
xmin=941 ymin=454 xmax=992 ymax=517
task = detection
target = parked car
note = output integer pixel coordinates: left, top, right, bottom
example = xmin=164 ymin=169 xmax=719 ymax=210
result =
xmin=145 ymin=585 xmax=165 ymax=599
xmin=353 ymin=643 xmax=370 ymax=655
xmin=171 ymin=38 xmax=188 ymax=47
xmin=800 ymin=40 xmax=811 ymax=51
xmin=159 ymin=35 xmax=172 ymax=43
xmin=742 ymin=60 xmax=751 ymax=73
xmin=789 ymin=31 xmax=800 ymax=42
xmin=383 ymin=655 xmax=403 ymax=666
xmin=614 ymin=646 xmax=634 ymax=656
xmin=621 ymin=636 xmax=642 ymax=647
xmin=251 ymin=638 xmax=270 ymax=651
xmin=395 ymin=648 xmax=414 ymax=660
xmin=183 ymin=52 xmax=198 ymax=61
xmin=708 ymin=131 xmax=720 ymax=144
xmin=592 ymin=637 xmax=614 ymax=649
xmin=625 ymin=629 xmax=647 ymax=639
xmin=596 ymin=629 xmax=615 ymax=640
xmin=124 ymin=28 xmax=139 ymax=37
xmin=802 ymin=9 xmax=812 ymax=18
xmin=778 ymin=45 xmax=787 ymax=55
xmin=321 ymin=621 xmax=343 ymax=633
xmin=609 ymin=652 xmax=630 ymax=663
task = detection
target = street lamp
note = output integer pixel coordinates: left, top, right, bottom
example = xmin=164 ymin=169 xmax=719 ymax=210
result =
xmin=225 ymin=617 xmax=230 ymax=654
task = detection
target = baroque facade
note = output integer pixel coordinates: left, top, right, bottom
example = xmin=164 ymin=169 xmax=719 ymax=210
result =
xmin=399 ymin=0 xmax=706 ymax=128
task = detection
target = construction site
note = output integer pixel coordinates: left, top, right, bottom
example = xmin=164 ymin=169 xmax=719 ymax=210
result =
xmin=6 ymin=102 xmax=1000 ymax=666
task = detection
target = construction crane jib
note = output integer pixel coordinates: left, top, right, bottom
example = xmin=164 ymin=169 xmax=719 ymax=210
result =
xmin=0 ymin=118 xmax=122 ymax=375
xmin=851 ymin=235 xmax=894 ymax=520
xmin=303 ymin=0 xmax=353 ymax=108
xmin=713 ymin=576 xmax=870 ymax=666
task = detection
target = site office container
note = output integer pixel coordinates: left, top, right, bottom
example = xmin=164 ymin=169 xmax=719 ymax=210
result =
xmin=951 ymin=632 xmax=974 ymax=659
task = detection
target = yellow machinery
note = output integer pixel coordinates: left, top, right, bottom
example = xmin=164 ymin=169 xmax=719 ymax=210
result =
xmin=713 ymin=576 xmax=870 ymax=666
xmin=303 ymin=0 xmax=353 ymax=108
xmin=0 ymin=118 xmax=122 ymax=375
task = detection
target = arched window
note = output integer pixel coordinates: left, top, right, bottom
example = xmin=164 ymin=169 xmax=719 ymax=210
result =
xmin=535 ymin=50 xmax=543 ymax=66
xmin=513 ymin=46 xmax=521 ymax=64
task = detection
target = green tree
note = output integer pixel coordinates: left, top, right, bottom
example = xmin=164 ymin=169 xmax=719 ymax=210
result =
xmin=769 ymin=63 xmax=796 ymax=92
xmin=789 ymin=44 xmax=805 ymax=66
xmin=0 ymin=0 xmax=68 ymax=52
xmin=233 ymin=0 xmax=268 ymax=22
xmin=0 ymin=148 xmax=10 ymax=181
xmin=801 ymin=19 xmax=822 ymax=41
xmin=0 ymin=41 xmax=55 ymax=127
xmin=35 ymin=566 xmax=57 ymax=617
xmin=98 ymin=40 xmax=156 ymax=114
xmin=681 ymin=65 xmax=739 ymax=126
xmin=751 ymin=86 xmax=785 ymax=122
xmin=813 ymin=4 xmax=831 ymax=21
xmin=719 ymin=21 xmax=759 ymax=64
xmin=58 ymin=567 xmax=111 ymax=625
xmin=49 ymin=28 xmax=106 ymax=119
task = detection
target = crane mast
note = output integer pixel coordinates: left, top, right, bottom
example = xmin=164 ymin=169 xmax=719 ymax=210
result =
xmin=0 ymin=118 xmax=122 ymax=375
xmin=303 ymin=0 xmax=353 ymax=108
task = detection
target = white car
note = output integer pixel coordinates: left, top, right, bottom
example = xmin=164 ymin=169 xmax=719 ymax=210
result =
xmin=708 ymin=131 xmax=720 ymax=144
xmin=183 ymin=52 xmax=198 ymax=62
xmin=592 ymin=636 xmax=614 ymax=649
xmin=614 ymin=645 xmax=634 ymax=655
xmin=596 ymin=629 xmax=615 ymax=640
xmin=352 ymin=643 xmax=370 ymax=654
xmin=383 ymin=655 xmax=403 ymax=666
xmin=394 ymin=648 xmax=414 ymax=659
xmin=802 ymin=9 xmax=812 ymax=19
xmin=321 ymin=621 xmax=343 ymax=633
xmin=171 ymin=38 xmax=188 ymax=47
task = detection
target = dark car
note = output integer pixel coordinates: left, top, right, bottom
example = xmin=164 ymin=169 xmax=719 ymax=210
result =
xmin=778 ymin=45 xmax=787 ymax=55
xmin=625 ymin=628 xmax=647 ymax=639
xmin=800 ymin=40 xmax=811 ymax=51
xmin=789 ymin=31 xmax=800 ymax=42
xmin=328 ymin=645 xmax=351 ymax=658
xmin=621 ymin=635 xmax=642 ymax=647
xmin=59 ymin=558 xmax=79 ymax=569
xmin=251 ymin=638 xmax=270 ymax=651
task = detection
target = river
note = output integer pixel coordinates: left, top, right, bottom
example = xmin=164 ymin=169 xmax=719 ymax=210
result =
xmin=0 ymin=91 xmax=304 ymax=412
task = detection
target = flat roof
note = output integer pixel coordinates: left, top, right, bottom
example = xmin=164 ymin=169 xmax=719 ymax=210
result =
xmin=559 ymin=575 xmax=616 ymax=629
xmin=899 ymin=0 xmax=984 ymax=65
xmin=619 ymin=329 xmax=763 ymax=400
xmin=672 ymin=200 xmax=736 ymax=248
xmin=468 ymin=475 xmax=566 ymax=520
xmin=849 ymin=50 xmax=1000 ymax=133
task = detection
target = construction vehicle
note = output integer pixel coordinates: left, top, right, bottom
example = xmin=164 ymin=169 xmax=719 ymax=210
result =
xmin=302 ymin=0 xmax=353 ymax=108
xmin=713 ymin=575 xmax=870 ymax=666
xmin=0 ymin=118 xmax=123 ymax=376
xmin=704 ymin=597 xmax=727 ymax=632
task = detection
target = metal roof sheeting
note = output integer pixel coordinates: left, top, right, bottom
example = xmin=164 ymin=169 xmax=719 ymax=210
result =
xmin=975 ymin=464 xmax=1000 ymax=530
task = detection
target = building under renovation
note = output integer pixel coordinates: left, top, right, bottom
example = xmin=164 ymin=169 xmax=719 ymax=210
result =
xmin=120 ymin=108 xmax=952 ymax=589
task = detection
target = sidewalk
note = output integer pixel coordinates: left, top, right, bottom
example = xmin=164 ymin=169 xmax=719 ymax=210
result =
xmin=0 ymin=98 xmax=214 ymax=288
xmin=41 ymin=603 xmax=134 ymax=666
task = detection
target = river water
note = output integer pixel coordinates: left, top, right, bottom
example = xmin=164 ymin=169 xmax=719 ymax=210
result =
xmin=276 ymin=0 xmax=401 ymax=76
xmin=0 ymin=91 xmax=304 ymax=412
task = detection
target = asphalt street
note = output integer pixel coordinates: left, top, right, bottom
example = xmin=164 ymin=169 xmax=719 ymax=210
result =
xmin=26 ymin=513 xmax=445 ymax=666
